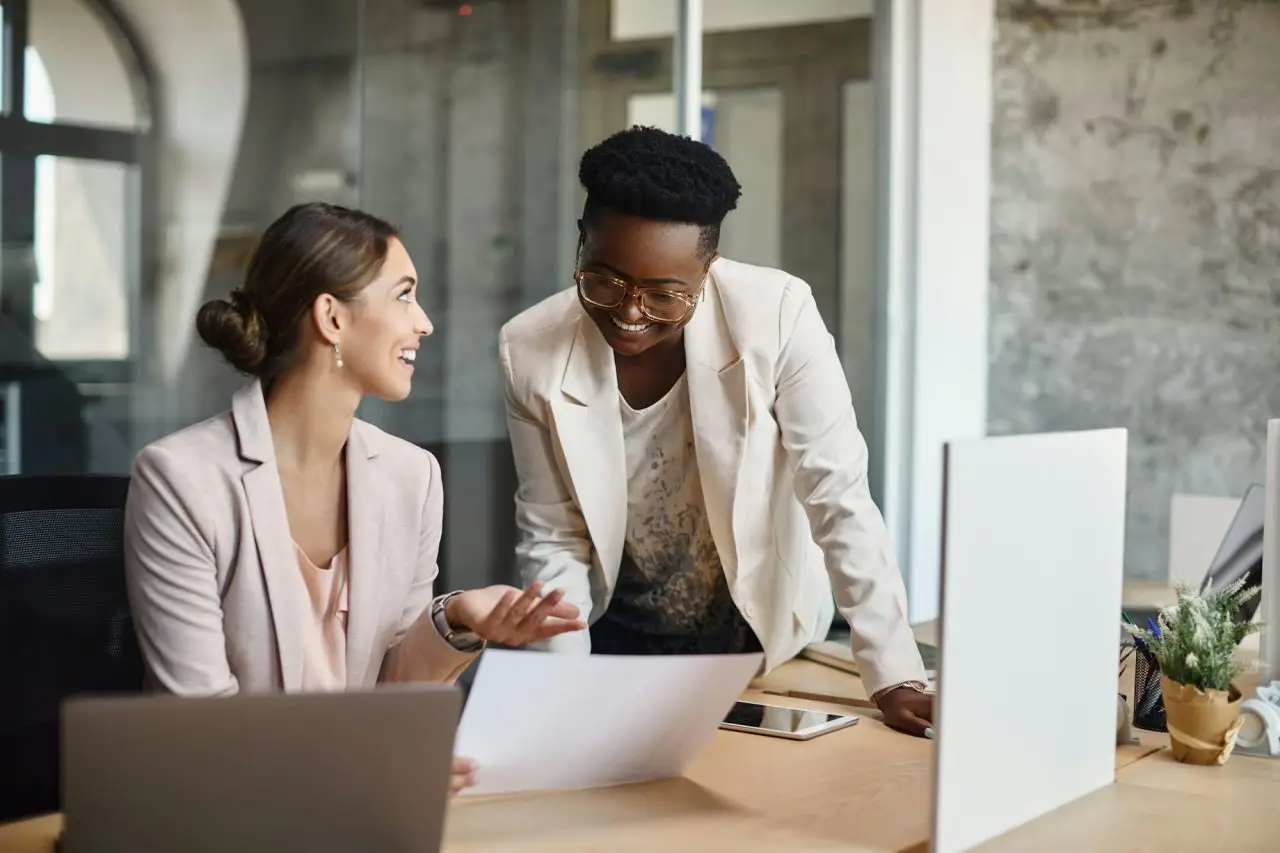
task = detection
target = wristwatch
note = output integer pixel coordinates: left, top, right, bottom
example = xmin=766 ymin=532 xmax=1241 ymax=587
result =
xmin=431 ymin=591 xmax=485 ymax=652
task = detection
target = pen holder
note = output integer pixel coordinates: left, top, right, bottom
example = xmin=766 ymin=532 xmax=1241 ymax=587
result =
xmin=1131 ymin=644 xmax=1167 ymax=732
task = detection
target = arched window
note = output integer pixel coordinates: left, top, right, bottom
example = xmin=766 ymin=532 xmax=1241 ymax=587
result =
xmin=0 ymin=0 xmax=248 ymax=475
xmin=0 ymin=0 xmax=151 ymax=473
xmin=1 ymin=0 xmax=150 ymax=364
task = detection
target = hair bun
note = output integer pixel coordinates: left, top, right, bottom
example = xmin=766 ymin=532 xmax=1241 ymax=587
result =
xmin=196 ymin=290 xmax=268 ymax=376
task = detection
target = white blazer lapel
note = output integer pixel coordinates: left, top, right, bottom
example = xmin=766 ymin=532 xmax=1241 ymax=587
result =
xmin=343 ymin=423 xmax=386 ymax=685
xmin=684 ymin=272 xmax=749 ymax=582
xmin=232 ymin=381 xmax=307 ymax=691
xmin=549 ymin=315 xmax=627 ymax=585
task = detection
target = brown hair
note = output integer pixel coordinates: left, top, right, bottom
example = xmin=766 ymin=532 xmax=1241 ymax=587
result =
xmin=196 ymin=202 xmax=399 ymax=380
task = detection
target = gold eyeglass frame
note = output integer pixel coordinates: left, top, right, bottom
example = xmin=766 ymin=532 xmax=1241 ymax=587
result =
xmin=573 ymin=269 xmax=705 ymax=324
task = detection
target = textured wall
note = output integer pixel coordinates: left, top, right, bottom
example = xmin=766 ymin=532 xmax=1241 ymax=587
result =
xmin=990 ymin=0 xmax=1280 ymax=578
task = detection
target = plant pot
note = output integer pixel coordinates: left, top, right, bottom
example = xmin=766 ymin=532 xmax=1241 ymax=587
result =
xmin=1160 ymin=674 xmax=1244 ymax=765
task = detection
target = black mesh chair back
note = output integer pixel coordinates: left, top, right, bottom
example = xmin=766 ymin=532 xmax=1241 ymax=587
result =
xmin=0 ymin=475 xmax=144 ymax=823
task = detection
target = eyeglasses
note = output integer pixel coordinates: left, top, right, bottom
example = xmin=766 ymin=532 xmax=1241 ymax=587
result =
xmin=574 ymin=270 xmax=700 ymax=324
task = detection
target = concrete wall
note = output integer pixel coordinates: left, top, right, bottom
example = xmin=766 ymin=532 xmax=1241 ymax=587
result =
xmin=989 ymin=0 xmax=1280 ymax=579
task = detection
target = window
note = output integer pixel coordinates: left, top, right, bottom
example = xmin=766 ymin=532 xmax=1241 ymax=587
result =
xmin=0 ymin=0 xmax=149 ymax=474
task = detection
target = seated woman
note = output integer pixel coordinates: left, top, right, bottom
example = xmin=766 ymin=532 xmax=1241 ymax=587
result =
xmin=123 ymin=202 xmax=585 ymax=794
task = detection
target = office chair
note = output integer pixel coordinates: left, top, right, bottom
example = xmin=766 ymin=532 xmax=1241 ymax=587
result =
xmin=0 ymin=475 xmax=144 ymax=823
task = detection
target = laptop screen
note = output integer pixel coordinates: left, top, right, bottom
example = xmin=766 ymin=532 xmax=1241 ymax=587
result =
xmin=1200 ymin=483 xmax=1265 ymax=624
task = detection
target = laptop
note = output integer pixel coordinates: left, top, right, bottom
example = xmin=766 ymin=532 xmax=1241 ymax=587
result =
xmin=60 ymin=685 xmax=462 ymax=853
xmin=1127 ymin=483 xmax=1265 ymax=627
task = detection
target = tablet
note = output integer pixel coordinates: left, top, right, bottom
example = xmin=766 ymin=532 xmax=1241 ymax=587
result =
xmin=719 ymin=700 xmax=859 ymax=740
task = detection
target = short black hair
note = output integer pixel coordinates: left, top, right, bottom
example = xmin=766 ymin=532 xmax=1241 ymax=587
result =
xmin=579 ymin=125 xmax=742 ymax=258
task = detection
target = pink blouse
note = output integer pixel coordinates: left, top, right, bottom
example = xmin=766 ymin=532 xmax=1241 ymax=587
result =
xmin=293 ymin=542 xmax=350 ymax=691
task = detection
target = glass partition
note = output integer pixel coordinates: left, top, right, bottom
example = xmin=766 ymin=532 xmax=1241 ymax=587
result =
xmin=352 ymin=0 xmax=583 ymax=589
xmin=0 ymin=0 xmax=893 ymax=596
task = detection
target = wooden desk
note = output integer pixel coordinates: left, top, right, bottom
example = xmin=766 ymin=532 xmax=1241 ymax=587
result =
xmin=977 ymin=745 xmax=1280 ymax=851
xmin=5 ymin=584 xmax=1280 ymax=852
xmin=0 ymin=787 xmax=879 ymax=853
xmin=972 ymin=665 xmax=1280 ymax=851
xmin=445 ymin=779 xmax=880 ymax=852
xmin=0 ymin=657 xmax=909 ymax=853
xmin=0 ymin=657 xmax=1182 ymax=853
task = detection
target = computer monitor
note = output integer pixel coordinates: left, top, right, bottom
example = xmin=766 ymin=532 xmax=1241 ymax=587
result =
xmin=1122 ymin=484 xmax=1265 ymax=633
xmin=1261 ymin=420 xmax=1280 ymax=684
xmin=1199 ymin=482 xmax=1265 ymax=624
xmin=931 ymin=428 xmax=1127 ymax=852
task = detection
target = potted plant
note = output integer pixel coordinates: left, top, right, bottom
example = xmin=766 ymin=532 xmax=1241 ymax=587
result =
xmin=1123 ymin=577 xmax=1261 ymax=765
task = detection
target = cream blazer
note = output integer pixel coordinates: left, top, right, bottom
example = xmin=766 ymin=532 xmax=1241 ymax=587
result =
xmin=123 ymin=381 xmax=476 ymax=695
xmin=499 ymin=257 xmax=926 ymax=694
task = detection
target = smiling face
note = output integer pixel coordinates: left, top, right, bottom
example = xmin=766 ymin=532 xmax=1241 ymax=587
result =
xmin=577 ymin=209 xmax=712 ymax=358
xmin=332 ymin=237 xmax=432 ymax=401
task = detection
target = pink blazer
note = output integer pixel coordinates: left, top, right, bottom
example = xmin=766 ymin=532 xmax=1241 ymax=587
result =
xmin=123 ymin=381 xmax=476 ymax=695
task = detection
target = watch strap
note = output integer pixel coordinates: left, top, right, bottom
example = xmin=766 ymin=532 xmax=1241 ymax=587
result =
xmin=431 ymin=591 xmax=485 ymax=652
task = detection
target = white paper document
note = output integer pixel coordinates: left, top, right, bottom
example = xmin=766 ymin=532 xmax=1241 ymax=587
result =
xmin=454 ymin=649 xmax=763 ymax=796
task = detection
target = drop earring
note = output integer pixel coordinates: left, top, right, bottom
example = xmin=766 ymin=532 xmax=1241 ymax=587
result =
xmin=333 ymin=343 xmax=343 ymax=368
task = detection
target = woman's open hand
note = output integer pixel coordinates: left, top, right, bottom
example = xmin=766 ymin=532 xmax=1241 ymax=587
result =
xmin=446 ymin=581 xmax=586 ymax=647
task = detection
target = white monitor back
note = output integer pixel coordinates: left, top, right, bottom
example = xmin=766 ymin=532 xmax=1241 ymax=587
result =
xmin=1260 ymin=421 xmax=1280 ymax=682
xmin=932 ymin=428 xmax=1128 ymax=853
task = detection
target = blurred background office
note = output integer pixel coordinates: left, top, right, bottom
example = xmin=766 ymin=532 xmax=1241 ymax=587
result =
xmin=0 ymin=0 xmax=1276 ymax=619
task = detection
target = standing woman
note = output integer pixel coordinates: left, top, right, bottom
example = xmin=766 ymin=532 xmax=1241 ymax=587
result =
xmin=124 ymin=203 xmax=584 ymax=793
xmin=500 ymin=127 xmax=932 ymax=737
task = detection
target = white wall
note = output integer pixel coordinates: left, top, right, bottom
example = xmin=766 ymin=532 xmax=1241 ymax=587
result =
xmin=612 ymin=0 xmax=873 ymax=41
xmin=876 ymin=0 xmax=993 ymax=622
